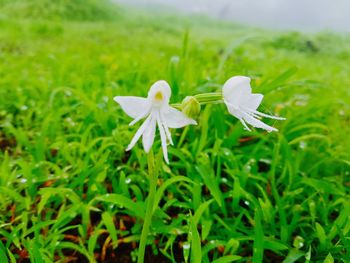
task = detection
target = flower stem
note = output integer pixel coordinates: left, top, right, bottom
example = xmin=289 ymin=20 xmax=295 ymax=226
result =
xmin=137 ymin=150 xmax=158 ymax=263
xmin=171 ymin=92 xmax=223 ymax=110
xmin=194 ymin=92 xmax=222 ymax=102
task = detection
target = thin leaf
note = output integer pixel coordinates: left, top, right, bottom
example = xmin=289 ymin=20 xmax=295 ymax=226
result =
xmin=92 ymin=194 xmax=145 ymax=218
xmin=189 ymin=215 xmax=201 ymax=263
xmin=196 ymin=165 xmax=223 ymax=207
xmin=253 ymin=210 xmax=264 ymax=263
xmin=102 ymin=212 xmax=118 ymax=244
xmin=211 ymin=255 xmax=242 ymax=263
xmin=153 ymin=176 xmax=194 ymax=212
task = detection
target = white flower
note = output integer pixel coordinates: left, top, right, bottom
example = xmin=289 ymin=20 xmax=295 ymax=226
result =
xmin=114 ymin=80 xmax=197 ymax=163
xmin=222 ymin=76 xmax=285 ymax=132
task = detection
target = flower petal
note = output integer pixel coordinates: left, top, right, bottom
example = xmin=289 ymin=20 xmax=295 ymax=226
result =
xmin=157 ymin=117 xmax=169 ymax=163
xmin=114 ymin=96 xmax=150 ymax=119
xmin=222 ymin=76 xmax=251 ymax=108
xmin=163 ymin=106 xmax=197 ymax=129
xmin=224 ymin=101 xmax=244 ymax=119
xmin=126 ymin=114 xmax=152 ymax=151
xmin=148 ymin=80 xmax=172 ymax=105
xmin=242 ymin=112 xmax=278 ymax=132
xmin=247 ymin=109 xmax=286 ymax=120
xmin=142 ymin=113 xmax=157 ymax=153
xmin=243 ymin=93 xmax=263 ymax=111
xmin=129 ymin=110 xmax=150 ymax=126
xmin=160 ymin=111 xmax=173 ymax=145
xmin=238 ymin=118 xmax=252 ymax=131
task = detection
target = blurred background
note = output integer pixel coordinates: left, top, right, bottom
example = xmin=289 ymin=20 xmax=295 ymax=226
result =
xmin=1 ymin=0 xmax=349 ymax=262
xmin=115 ymin=0 xmax=350 ymax=32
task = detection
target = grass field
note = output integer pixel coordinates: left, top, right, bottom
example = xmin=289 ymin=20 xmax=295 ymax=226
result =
xmin=0 ymin=1 xmax=350 ymax=262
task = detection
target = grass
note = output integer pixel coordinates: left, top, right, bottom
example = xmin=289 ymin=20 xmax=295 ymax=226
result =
xmin=0 ymin=0 xmax=350 ymax=262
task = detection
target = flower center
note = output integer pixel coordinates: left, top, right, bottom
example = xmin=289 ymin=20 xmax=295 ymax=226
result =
xmin=154 ymin=91 xmax=163 ymax=101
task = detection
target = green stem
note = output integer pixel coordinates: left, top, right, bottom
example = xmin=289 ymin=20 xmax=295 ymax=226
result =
xmin=194 ymin=92 xmax=222 ymax=103
xmin=171 ymin=92 xmax=223 ymax=109
xmin=137 ymin=150 xmax=158 ymax=263
xmin=193 ymin=92 xmax=222 ymax=99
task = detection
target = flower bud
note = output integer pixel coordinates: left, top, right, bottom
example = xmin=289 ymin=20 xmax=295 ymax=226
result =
xmin=181 ymin=96 xmax=201 ymax=119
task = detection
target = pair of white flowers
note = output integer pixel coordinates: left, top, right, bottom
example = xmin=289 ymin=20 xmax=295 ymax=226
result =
xmin=114 ymin=76 xmax=285 ymax=163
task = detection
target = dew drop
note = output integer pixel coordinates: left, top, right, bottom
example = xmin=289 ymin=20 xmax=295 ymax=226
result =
xmin=125 ymin=178 xmax=132 ymax=184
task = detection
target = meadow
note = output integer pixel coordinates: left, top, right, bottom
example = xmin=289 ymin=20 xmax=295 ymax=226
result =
xmin=0 ymin=0 xmax=350 ymax=262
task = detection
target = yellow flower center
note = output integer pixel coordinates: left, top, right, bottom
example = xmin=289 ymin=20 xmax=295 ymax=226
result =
xmin=155 ymin=91 xmax=163 ymax=101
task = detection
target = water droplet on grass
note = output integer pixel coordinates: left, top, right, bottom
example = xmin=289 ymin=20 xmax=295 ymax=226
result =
xmin=125 ymin=178 xmax=131 ymax=184
xmin=299 ymin=141 xmax=307 ymax=149
xmin=19 ymin=178 xmax=27 ymax=183
xmin=183 ymin=243 xmax=190 ymax=249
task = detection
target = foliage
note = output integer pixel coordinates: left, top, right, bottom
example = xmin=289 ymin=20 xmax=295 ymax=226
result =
xmin=0 ymin=1 xmax=349 ymax=262
xmin=0 ymin=0 xmax=119 ymax=21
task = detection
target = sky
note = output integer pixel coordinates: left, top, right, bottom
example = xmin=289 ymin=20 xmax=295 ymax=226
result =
xmin=114 ymin=0 xmax=350 ymax=32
